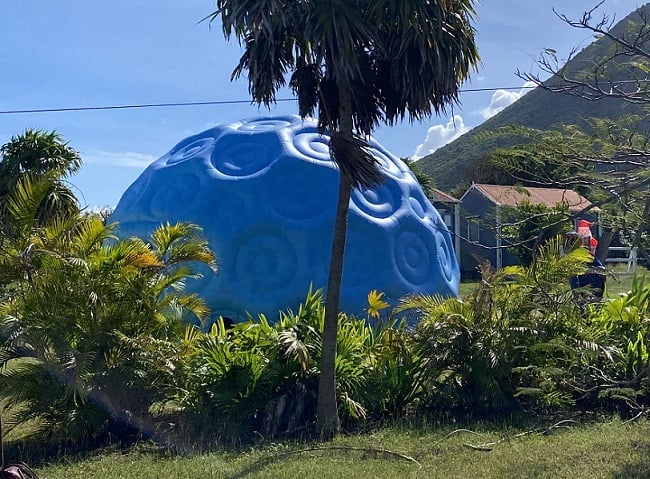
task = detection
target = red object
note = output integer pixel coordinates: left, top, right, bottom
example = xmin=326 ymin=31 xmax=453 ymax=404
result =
xmin=578 ymin=219 xmax=593 ymax=228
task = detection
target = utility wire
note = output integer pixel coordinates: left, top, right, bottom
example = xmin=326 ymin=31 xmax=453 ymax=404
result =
xmin=0 ymin=86 xmax=536 ymax=116
xmin=0 ymin=98 xmax=293 ymax=115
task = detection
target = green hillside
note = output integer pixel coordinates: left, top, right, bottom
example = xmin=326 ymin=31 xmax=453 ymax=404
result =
xmin=417 ymin=3 xmax=650 ymax=192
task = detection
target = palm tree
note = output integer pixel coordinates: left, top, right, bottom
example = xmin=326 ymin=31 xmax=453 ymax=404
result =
xmin=211 ymin=0 xmax=479 ymax=437
xmin=0 ymin=129 xmax=81 ymax=240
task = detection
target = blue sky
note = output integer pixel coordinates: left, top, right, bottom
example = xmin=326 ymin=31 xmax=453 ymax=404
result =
xmin=0 ymin=0 xmax=637 ymax=208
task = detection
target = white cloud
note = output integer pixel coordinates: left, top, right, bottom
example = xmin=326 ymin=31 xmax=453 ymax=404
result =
xmin=479 ymin=81 xmax=536 ymax=120
xmin=83 ymin=150 xmax=158 ymax=168
xmin=411 ymin=115 xmax=470 ymax=159
xmin=409 ymin=81 xmax=537 ymax=160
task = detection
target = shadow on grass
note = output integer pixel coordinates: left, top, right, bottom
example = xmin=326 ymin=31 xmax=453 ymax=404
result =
xmin=613 ymin=439 xmax=650 ymax=479
xmin=2 ymin=426 xmax=168 ymax=469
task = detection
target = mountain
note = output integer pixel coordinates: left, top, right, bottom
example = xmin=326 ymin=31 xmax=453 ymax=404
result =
xmin=417 ymin=3 xmax=650 ymax=192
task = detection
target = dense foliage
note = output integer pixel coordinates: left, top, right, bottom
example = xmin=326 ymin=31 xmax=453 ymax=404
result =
xmin=3 ymin=194 xmax=650 ymax=448
xmin=0 ymin=177 xmax=216 ymax=442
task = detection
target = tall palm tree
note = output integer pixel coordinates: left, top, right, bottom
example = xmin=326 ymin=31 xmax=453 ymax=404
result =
xmin=0 ymin=129 xmax=81 ymax=240
xmin=211 ymin=0 xmax=479 ymax=437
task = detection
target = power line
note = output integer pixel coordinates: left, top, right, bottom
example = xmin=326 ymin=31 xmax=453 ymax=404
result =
xmin=461 ymin=85 xmax=535 ymax=93
xmin=0 ymin=98 xmax=295 ymax=115
xmin=0 ymin=86 xmax=536 ymax=116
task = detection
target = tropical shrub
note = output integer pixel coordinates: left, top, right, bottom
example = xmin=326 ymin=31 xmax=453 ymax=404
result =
xmin=0 ymin=175 xmax=216 ymax=442
xmin=356 ymin=316 xmax=421 ymax=420
xmin=172 ymin=288 xmax=421 ymax=444
xmin=576 ymin=274 xmax=650 ymax=412
xmin=175 ymin=289 xmax=328 ymax=443
xmin=398 ymin=237 xmax=598 ymax=416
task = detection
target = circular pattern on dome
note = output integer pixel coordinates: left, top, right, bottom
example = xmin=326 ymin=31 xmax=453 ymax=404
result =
xmin=166 ymin=137 xmax=215 ymax=165
xmin=234 ymin=231 xmax=298 ymax=294
xmin=237 ymin=118 xmax=293 ymax=132
xmin=149 ymin=173 xmax=200 ymax=217
xmin=211 ymin=142 xmax=275 ymax=177
xmin=409 ymin=196 xmax=427 ymax=219
xmin=351 ymin=182 xmax=401 ymax=220
xmin=269 ymin=170 xmax=332 ymax=221
xmin=368 ymin=147 xmax=409 ymax=181
xmin=394 ymin=230 xmax=432 ymax=286
xmin=434 ymin=227 xmax=456 ymax=284
xmin=292 ymin=132 xmax=333 ymax=164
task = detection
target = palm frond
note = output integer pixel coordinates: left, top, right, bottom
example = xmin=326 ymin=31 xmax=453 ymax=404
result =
xmin=329 ymin=132 xmax=384 ymax=189
xmin=5 ymin=174 xmax=56 ymax=231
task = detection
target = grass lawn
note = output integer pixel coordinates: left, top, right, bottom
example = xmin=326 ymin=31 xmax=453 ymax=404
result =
xmin=458 ymin=265 xmax=648 ymax=300
xmin=29 ymin=417 xmax=650 ymax=479
xmin=604 ymin=265 xmax=647 ymax=297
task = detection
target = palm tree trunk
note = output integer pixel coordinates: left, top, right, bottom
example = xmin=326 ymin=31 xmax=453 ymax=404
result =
xmin=317 ymin=79 xmax=354 ymax=439
xmin=317 ymin=173 xmax=351 ymax=438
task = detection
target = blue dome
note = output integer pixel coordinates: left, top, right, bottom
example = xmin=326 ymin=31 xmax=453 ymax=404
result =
xmin=110 ymin=115 xmax=459 ymax=322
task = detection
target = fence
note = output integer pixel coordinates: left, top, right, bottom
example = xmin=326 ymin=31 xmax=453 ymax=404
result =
xmin=604 ymin=246 xmax=638 ymax=274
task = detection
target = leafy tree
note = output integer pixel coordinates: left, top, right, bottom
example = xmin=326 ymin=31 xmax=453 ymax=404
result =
xmin=506 ymin=4 xmax=650 ymax=263
xmin=403 ymin=158 xmax=437 ymax=200
xmin=500 ymin=200 xmax=573 ymax=267
xmin=210 ymin=0 xmax=479 ymax=437
xmin=478 ymin=118 xmax=649 ymax=264
xmin=0 ymin=129 xmax=81 ymax=240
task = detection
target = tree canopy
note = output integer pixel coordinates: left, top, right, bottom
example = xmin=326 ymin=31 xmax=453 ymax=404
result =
xmin=489 ymin=4 xmax=650 ymax=264
xmin=0 ymin=129 xmax=81 ymax=239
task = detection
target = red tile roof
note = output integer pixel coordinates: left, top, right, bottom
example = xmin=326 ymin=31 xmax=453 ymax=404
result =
xmin=470 ymin=183 xmax=600 ymax=212
xmin=430 ymin=188 xmax=460 ymax=203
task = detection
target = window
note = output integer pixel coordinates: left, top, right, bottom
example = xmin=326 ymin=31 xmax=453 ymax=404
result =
xmin=466 ymin=216 xmax=480 ymax=243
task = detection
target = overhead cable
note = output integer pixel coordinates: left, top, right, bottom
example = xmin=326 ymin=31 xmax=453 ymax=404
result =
xmin=0 ymin=86 xmax=537 ymax=116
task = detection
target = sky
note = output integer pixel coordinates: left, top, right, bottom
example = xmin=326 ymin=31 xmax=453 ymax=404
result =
xmin=0 ymin=0 xmax=639 ymax=208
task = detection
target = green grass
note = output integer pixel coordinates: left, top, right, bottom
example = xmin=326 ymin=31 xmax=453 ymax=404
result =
xmin=604 ymin=265 xmax=648 ymax=297
xmin=28 ymin=417 xmax=650 ymax=479
xmin=458 ymin=265 xmax=648 ymax=300
xmin=458 ymin=279 xmax=480 ymax=299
